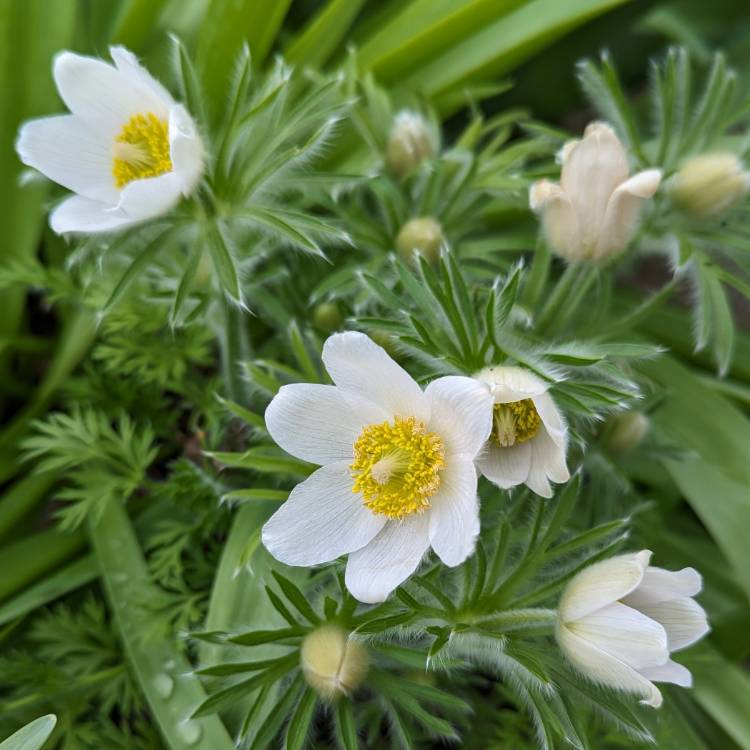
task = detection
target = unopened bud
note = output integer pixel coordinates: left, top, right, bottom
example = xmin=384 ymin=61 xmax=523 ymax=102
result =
xmin=313 ymin=301 xmax=343 ymax=333
xmin=670 ymin=152 xmax=749 ymax=218
xmin=396 ymin=217 xmax=444 ymax=265
xmin=603 ymin=412 xmax=649 ymax=455
xmin=386 ymin=111 xmax=435 ymax=178
xmin=300 ymin=625 xmax=368 ymax=700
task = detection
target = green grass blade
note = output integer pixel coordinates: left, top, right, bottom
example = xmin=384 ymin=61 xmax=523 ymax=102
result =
xmin=89 ymin=499 xmax=235 ymax=750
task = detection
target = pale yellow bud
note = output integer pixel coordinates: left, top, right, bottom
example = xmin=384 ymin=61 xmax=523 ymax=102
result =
xmin=603 ymin=411 xmax=650 ymax=455
xmin=386 ymin=111 xmax=435 ymax=178
xmin=669 ymin=152 xmax=750 ymax=218
xmin=300 ymin=625 xmax=368 ymax=700
xmin=396 ymin=217 xmax=444 ymax=265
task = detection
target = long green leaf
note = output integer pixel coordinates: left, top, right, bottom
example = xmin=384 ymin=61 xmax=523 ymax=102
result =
xmin=0 ymin=715 xmax=56 ymax=750
xmin=89 ymin=499 xmax=235 ymax=750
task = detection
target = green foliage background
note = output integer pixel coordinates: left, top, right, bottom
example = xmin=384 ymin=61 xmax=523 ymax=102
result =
xmin=1 ymin=0 xmax=750 ymax=748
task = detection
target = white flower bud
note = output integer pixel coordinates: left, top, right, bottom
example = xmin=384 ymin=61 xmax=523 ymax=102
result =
xmin=386 ymin=111 xmax=435 ymax=179
xmin=669 ymin=152 xmax=750 ymax=218
xmin=396 ymin=217 xmax=444 ymax=264
xmin=556 ymin=550 xmax=709 ymax=708
xmin=603 ymin=411 xmax=650 ymax=455
xmin=300 ymin=625 xmax=368 ymax=700
xmin=530 ymin=122 xmax=661 ymax=263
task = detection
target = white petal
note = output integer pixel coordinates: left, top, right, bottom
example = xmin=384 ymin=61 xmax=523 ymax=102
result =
xmin=428 ymin=457 xmax=479 ymax=567
xmin=116 ymin=171 xmax=183 ymax=221
xmin=559 ymin=550 xmax=651 ymax=622
xmin=15 ymin=116 xmax=118 ymax=203
xmin=53 ymin=51 xmax=168 ymax=138
xmin=557 ymin=624 xmax=663 ymax=708
xmin=262 ymin=462 xmax=385 ymax=567
xmin=322 ymin=332 xmax=428 ymax=421
xmin=532 ymin=392 xmax=566 ymax=447
xmin=50 ymin=195 xmax=136 ymax=234
xmin=476 ymin=365 xmax=548 ymax=403
xmin=568 ymin=602 xmax=668 ymax=670
xmin=561 ymin=122 xmax=630 ymax=253
xmin=476 ymin=440 xmax=531 ymax=489
xmin=623 ymin=566 xmax=702 ymax=607
xmin=168 ymin=104 xmax=204 ymax=196
xmin=425 ymin=376 xmax=493 ymax=457
xmin=525 ymin=429 xmax=569 ymax=497
xmin=345 ymin=514 xmax=430 ymax=603
xmin=529 ymin=180 xmax=581 ymax=260
xmin=636 ymin=597 xmax=709 ymax=652
xmin=110 ymin=46 xmax=174 ymax=107
xmin=596 ymin=169 xmax=662 ymax=260
xmin=639 ymin=659 xmax=692 ymax=687
xmin=264 ymin=383 xmax=386 ymax=465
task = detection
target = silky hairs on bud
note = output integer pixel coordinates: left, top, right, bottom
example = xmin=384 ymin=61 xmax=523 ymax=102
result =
xmin=300 ymin=625 xmax=368 ymax=700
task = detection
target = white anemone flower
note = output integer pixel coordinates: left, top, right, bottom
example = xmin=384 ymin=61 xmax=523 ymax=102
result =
xmin=16 ymin=46 xmax=203 ymax=234
xmin=262 ymin=331 xmax=493 ymax=603
xmin=557 ymin=550 xmax=709 ymax=708
xmin=530 ymin=122 xmax=661 ymax=262
xmin=474 ymin=366 xmax=569 ymax=498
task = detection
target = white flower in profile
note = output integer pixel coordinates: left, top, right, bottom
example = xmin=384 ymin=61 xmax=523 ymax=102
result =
xmin=474 ymin=366 xmax=569 ymax=498
xmin=556 ymin=550 xmax=709 ymax=708
xmin=530 ymin=122 xmax=661 ymax=262
xmin=262 ymin=331 xmax=493 ymax=603
xmin=16 ymin=46 xmax=203 ymax=234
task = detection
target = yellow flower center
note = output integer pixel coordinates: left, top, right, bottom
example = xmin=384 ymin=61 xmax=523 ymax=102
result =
xmin=350 ymin=416 xmax=445 ymax=520
xmin=493 ymin=399 xmax=541 ymax=447
xmin=112 ymin=113 xmax=172 ymax=188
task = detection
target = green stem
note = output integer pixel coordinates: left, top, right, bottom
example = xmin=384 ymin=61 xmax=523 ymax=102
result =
xmin=89 ymin=498 xmax=235 ymax=750
xmin=219 ymin=296 xmax=251 ymax=405
xmin=535 ymin=263 xmax=581 ymax=332
xmin=521 ymin=235 xmax=551 ymax=310
xmin=468 ymin=608 xmax=558 ymax=633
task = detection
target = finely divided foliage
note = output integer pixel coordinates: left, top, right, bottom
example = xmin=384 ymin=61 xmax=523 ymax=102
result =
xmin=1 ymin=3 xmax=749 ymax=750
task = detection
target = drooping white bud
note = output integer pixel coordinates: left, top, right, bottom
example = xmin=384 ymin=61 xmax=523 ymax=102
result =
xmin=556 ymin=550 xmax=709 ymax=708
xmin=669 ymin=152 xmax=750 ymax=218
xmin=530 ymin=122 xmax=662 ymax=263
xmin=396 ymin=217 xmax=444 ymax=264
xmin=386 ymin=110 xmax=436 ymax=178
xmin=300 ymin=625 xmax=368 ymax=700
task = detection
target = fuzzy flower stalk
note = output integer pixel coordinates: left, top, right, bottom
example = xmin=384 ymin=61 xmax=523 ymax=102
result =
xmin=556 ymin=550 xmax=709 ymax=707
xmin=475 ymin=365 xmax=569 ymax=497
xmin=16 ymin=46 xmax=203 ymax=234
xmin=530 ymin=122 xmax=661 ymax=262
xmin=261 ymin=331 xmax=493 ymax=603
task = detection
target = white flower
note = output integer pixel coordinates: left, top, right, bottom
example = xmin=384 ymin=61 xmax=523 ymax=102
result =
xmin=556 ymin=550 xmax=709 ymax=708
xmin=530 ymin=122 xmax=661 ymax=262
xmin=474 ymin=366 xmax=569 ymax=498
xmin=262 ymin=331 xmax=493 ymax=604
xmin=16 ymin=46 xmax=203 ymax=235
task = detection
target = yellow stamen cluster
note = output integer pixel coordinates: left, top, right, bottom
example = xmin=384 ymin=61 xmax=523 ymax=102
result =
xmin=493 ymin=399 xmax=541 ymax=447
xmin=351 ymin=416 xmax=445 ymax=519
xmin=112 ymin=113 xmax=172 ymax=188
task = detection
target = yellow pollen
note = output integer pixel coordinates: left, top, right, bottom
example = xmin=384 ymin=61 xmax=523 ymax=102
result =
xmin=493 ymin=399 xmax=541 ymax=447
xmin=112 ymin=113 xmax=172 ymax=188
xmin=350 ymin=416 xmax=445 ymax=520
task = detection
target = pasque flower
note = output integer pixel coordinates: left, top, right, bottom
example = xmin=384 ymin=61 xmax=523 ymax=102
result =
xmin=530 ymin=122 xmax=661 ymax=262
xmin=16 ymin=46 xmax=203 ymax=234
xmin=300 ymin=625 xmax=368 ymax=700
xmin=556 ymin=550 xmax=709 ymax=708
xmin=262 ymin=332 xmax=493 ymax=603
xmin=475 ymin=366 xmax=569 ymax=497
